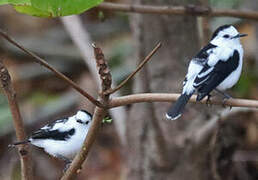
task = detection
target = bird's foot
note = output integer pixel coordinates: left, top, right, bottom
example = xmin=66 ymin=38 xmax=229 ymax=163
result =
xmin=214 ymin=89 xmax=232 ymax=109
xmin=222 ymin=97 xmax=232 ymax=109
xmin=215 ymin=88 xmax=232 ymax=99
xmin=56 ymin=154 xmax=72 ymax=173
xmin=206 ymin=94 xmax=212 ymax=107
xmin=63 ymin=162 xmax=72 ymax=173
xmin=63 ymin=163 xmax=82 ymax=173
xmin=62 ymin=160 xmax=82 ymax=173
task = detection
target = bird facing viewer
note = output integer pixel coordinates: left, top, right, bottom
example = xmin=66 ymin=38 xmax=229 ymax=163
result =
xmin=166 ymin=24 xmax=247 ymax=120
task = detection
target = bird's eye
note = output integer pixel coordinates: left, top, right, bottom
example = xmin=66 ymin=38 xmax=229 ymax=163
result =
xmin=76 ymin=119 xmax=83 ymax=124
xmin=85 ymin=121 xmax=89 ymax=125
xmin=223 ymin=34 xmax=230 ymax=38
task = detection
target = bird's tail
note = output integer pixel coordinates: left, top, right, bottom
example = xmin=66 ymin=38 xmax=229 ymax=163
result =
xmin=8 ymin=140 xmax=30 ymax=148
xmin=166 ymin=93 xmax=192 ymax=120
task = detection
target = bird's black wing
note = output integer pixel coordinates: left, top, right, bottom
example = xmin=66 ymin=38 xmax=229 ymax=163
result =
xmin=31 ymin=128 xmax=75 ymax=141
xmin=183 ymin=43 xmax=217 ymax=85
xmin=194 ymin=43 xmax=217 ymax=63
xmin=31 ymin=118 xmax=74 ymax=141
xmin=193 ymin=50 xmax=240 ymax=101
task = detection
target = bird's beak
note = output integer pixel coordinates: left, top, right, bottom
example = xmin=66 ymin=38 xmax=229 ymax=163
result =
xmin=233 ymin=33 xmax=248 ymax=39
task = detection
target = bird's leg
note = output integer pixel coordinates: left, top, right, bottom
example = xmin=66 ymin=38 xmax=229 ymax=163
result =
xmin=222 ymin=98 xmax=232 ymax=110
xmin=215 ymin=88 xmax=232 ymax=99
xmin=206 ymin=94 xmax=212 ymax=107
xmin=56 ymin=155 xmax=72 ymax=172
xmin=215 ymin=89 xmax=232 ymax=109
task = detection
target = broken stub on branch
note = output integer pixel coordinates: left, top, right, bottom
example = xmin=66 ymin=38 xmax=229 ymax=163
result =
xmin=0 ymin=61 xmax=11 ymax=90
xmin=92 ymin=43 xmax=112 ymax=93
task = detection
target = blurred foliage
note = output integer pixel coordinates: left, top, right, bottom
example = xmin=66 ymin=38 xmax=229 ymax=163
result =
xmin=109 ymin=42 xmax=133 ymax=69
xmin=11 ymin=162 xmax=21 ymax=180
xmin=233 ymin=57 xmax=258 ymax=98
xmin=108 ymin=41 xmax=133 ymax=82
xmin=98 ymin=11 xmax=105 ymax=21
xmin=209 ymin=0 xmax=243 ymax=29
xmin=26 ymin=91 xmax=59 ymax=106
xmin=0 ymin=0 xmax=103 ymax=17
xmin=0 ymin=94 xmax=12 ymax=135
xmin=233 ymin=69 xmax=258 ymax=98
xmin=0 ymin=91 xmax=60 ymax=135
xmin=108 ymin=39 xmax=134 ymax=94
xmin=209 ymin=0 xmax=241 ymax=8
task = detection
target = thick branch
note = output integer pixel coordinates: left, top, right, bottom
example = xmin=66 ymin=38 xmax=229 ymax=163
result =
xmin=98 ymin=2 xmax=258 ymax=20
xmin=61 ymin=107 xmax=106 ymax=180
xmin=0 ymin=61 xmax=33 ymax=180
xmin=109 ymin=93 xmax=258 ymax=108
xmin=104 ymin=42 xmax=161 ymax=95
xmin=0 ymin=29 xmax=102 ymax=107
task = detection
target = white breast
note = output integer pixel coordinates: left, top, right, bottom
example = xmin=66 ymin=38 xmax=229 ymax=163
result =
xmin=31 ymin=125 xmax=88 ymax=159
xmin=217 ymin=46 xmax=243 ymax=90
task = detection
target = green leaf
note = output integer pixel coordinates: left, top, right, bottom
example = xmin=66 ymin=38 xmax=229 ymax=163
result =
xmin=0 ymin=0 xmax=30 ymax=6
xmin=31 ymin=0 xmax=103 ymax=17
xmin=14 ymin=5 xmax=51 ymax=17
xmin=0 ymin=0 xmax=103 ymax=17
xmin=102 ymin=117 xmax=113 ymax=124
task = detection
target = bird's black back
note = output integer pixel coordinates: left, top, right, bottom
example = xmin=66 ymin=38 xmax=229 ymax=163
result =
xmin=195 ymin=43 xmax=217 ymax=60
xmin=31 ymin=118 xmax=75 ymax=141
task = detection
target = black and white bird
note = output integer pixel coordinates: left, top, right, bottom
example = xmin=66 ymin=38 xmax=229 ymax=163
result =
xmin=11 ymin=110 xmax=92 ymax=166
xmin=166 ymin=24 xmax=247 ymax=120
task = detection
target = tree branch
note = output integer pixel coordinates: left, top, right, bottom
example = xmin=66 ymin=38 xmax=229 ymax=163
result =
xmin=0 ymin=29 xmax=103 ymax=108
xmin=0 ymin=61 xmax=33 ymax=180
xmin=109 ymin=93 xmax=258 ymax=108
xmin=104 ymin=42 xmax=161 ymax=95
xmin=61 ymin=107 xmax=106 ymax=180
xmin=98 ymin=2 xmax=258 ymax=20
xmin=61 ymin=15 xmax=128 ymax=145
xmin=61 ymin=44 xmax=111 ymax=179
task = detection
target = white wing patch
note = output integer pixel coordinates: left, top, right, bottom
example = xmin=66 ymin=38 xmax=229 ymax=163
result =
xmin=197 ymin=67 xmax=214 ymax=78
xmin=207 ymin=46 xmax=233 ymax=66
xmin=193 ymin=76 xmax=209 ymax=87
xmin=182 ymin=61 xmax=203 ymax=95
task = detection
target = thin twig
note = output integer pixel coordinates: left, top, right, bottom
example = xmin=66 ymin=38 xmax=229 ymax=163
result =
xmin=0 ymin=29 xmax=103 ymax=108
xmin=61 ymin=15 xmax=128 ymax=145
xmin=0 ymin=61 xmax=33 ymax=180
xmin=104 ymin=42 xmax=162 ymax=95
xmin=98 ymin=2 xmax=258 ymax=20
xmin=61 ymin=44 xmax=111 ymax=179
xmin=109 ymin=93 xmax=258 ymax=108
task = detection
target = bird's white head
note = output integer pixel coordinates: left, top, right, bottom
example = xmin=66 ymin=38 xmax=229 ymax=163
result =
xmin=75 ymin=110 xmax=92 ymax=126
xmin=210 ymin=24 xmax=247 ymax=47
